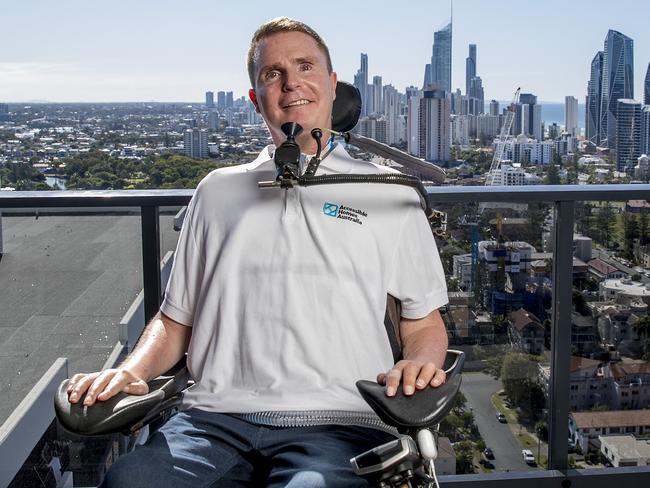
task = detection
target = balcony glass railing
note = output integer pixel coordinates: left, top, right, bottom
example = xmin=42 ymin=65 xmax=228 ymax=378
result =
xmin=1 ymin=185 xmax=650 ymax=488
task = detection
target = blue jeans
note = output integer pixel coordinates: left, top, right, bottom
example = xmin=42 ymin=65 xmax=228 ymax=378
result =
xmin=102 ymin=409 xmax=396 ymax=487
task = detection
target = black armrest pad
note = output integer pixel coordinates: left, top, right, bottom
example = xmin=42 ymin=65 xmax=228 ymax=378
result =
xmin=54 ymin=366 xmax=191 ymax=436
xmin=356 ymin=350 xmax=465 ymax=431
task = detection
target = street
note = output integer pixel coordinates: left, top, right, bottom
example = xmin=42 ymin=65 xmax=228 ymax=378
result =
xmin=461 ymin=372 xmax=538 ymax=472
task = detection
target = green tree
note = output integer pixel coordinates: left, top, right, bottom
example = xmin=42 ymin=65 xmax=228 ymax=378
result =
xmin=535 ymin=420 xmax=549 ymax=442
xmin=545 ymin=164 xmax=561 ymax=185
xmin=595 ymin=203 xmax=616 ymax=247
xmin=501 ymin=353 xmax=545 ymax=419
xmin=454 ymin=441 xmax=475 ymax=474
xmin=622 ymin=213 xmax=640 ymax=260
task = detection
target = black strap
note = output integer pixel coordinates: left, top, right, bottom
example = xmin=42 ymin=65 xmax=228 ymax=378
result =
xmin=384 ymin=295 xmax=403 ymax=363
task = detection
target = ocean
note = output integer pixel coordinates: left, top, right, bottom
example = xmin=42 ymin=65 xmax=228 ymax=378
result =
xmin=497 ymin=101 xmax=586 ymax=129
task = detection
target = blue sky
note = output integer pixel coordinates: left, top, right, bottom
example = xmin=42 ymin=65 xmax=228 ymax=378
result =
xmin=1 ymin=0 xmax=648 ymax=103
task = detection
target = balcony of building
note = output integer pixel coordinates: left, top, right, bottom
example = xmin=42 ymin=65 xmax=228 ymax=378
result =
xmin=1 ymin=184 xmax=650 ymax=487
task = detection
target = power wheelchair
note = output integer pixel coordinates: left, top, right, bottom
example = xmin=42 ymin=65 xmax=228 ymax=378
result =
xmin=54 ymin=82 xmax=464 ymax=488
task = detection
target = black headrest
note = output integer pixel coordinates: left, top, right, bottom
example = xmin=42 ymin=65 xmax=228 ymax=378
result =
xmin=332 ymin=81 xmax=362 ymax=133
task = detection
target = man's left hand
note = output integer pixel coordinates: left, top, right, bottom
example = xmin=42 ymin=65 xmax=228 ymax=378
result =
xmin=376 ymin=359 xmax=446 ymax=397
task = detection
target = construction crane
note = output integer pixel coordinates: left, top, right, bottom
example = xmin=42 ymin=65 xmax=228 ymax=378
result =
xmin=485 ymin=87 xmax=521 ymax=187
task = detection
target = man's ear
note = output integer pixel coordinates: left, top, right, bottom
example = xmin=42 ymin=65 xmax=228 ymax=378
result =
xmin=331 ymin=71 xmax=338 ymax=101
xmin=249 ymin=89 xmax=260 ymax=113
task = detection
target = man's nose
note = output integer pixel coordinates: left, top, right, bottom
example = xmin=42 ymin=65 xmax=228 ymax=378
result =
xmin=282 ymin=71 xmax=302 ymax=91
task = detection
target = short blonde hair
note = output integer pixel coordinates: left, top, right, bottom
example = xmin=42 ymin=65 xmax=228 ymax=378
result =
xmin=247 ymin=17 xmax=333 ymax=88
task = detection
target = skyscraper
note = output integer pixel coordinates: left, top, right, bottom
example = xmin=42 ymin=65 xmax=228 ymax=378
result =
xmin=642 ymin=106 xmax=650 ymax=157
xmin=373 ymin=76 xmax=383 ymax=115
xmin=586 ymin=51 xmax=604 ymax=145
xmin=565 ymin=96 xmax=578 ymax=137
xmin=518 ymin=93 xmax=542 ymax=141
xmin=616 ymin=99 xmax=642 ymax=172
xmin=599 ymin=30 xmax=634 ymax=149
xmin=205 ymin=91 xmax=214 ymax=109
xmin=354 ymin=53 xmax=369 ymax=116
xmin=226 ymin=92 xmax=234 ymax=109
xmin=643 ymin=63 xmax=650 ymax=105
xmin=489 ymin=100 xmax=499 ymax=116
xmin=468 ymin=76 xmax=484 ymax=114
xmin=430 ymin=22 xmax=452 ymax=92
xmin=418 ymin=85 xmax=450 ymax=162
xmin=383 ymin=84 xmax=399 ymax=145
xmin=407 ymin=90 xmax=422 ymax=156
xmin=217 ymin=91 xmax=226 ymax=110
xmin=466 ymin=44 xmax=476 ymax=96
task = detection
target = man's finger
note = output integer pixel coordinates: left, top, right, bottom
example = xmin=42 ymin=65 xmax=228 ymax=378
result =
xmin=415 ymin=362 xmax=437 ymax=389
xmin=401 ymin=362 xmax=421 ymax=396
xmin=376 ymin=372 xmax=386 ymax=384
xmin=430 ymin=368 xmax=447 ymax=387
xmin=385 ymin=368 xmax=402 ymax=396
xmin=68 ymin=373 xmax=101 ymax=403
xmin=83 ymin=371 xmax=116 ymax=406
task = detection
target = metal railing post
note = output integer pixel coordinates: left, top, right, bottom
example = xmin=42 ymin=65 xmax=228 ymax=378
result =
xmin=141 ymin=205 xmax=161 ymax=323
xmin=547 ymin=200 xmax=574 ymax=470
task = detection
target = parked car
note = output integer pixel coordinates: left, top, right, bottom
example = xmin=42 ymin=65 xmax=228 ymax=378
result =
xmin=496 ymin=412 xmax=507 ymax=423
xmin=479 ymin=458 xmax=495 ymax=469
xmin=522 ymin=449 xmax=536 ymax=465
xmin=483 ymin=447 xmax=494 ymax=459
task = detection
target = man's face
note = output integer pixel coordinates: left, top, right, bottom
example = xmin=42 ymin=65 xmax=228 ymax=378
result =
xmin=250 ymin=31 xmax=337 ymax=151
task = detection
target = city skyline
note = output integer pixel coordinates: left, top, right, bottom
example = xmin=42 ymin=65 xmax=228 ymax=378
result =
xmin=1 ymin=0 xmax=649 ymax=103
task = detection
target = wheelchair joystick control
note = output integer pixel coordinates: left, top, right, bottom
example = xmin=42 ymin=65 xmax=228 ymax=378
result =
xmin=273 ymin=122 xmax=303 ymax=188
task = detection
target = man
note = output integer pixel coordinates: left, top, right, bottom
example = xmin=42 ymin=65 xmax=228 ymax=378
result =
xmin=67 ymin=17 xmax=449 ymax=487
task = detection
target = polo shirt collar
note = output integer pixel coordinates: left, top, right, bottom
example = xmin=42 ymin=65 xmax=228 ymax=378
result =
xmin=246 ymin=142 xmax=354 ymax=174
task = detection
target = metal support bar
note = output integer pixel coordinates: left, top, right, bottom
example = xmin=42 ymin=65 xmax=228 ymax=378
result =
xmin=141 ymin=205 xmax=161 ymax=323
xmin=548 ymin=200 xmax=574 ymax=470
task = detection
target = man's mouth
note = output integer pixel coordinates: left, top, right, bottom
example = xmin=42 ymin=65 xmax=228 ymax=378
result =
xmin=283 ymin=99 xmax=311 ymax=108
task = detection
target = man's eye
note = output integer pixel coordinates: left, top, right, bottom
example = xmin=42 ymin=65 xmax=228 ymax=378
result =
xmin=299 ymin=63 xmax=312 ymax=72
xmin=265 ymin=70 xmax=280 ymax=80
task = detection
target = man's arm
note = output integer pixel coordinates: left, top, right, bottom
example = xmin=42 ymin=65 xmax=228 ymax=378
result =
xmin=376 ymin=308 xmax=448 ymax=397
xmin=67 ymin=311 xmax=191 ymax=406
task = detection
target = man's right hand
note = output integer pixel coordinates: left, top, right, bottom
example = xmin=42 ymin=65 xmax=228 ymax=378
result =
xmin=67 ymin=369 xmax=149 ymax=407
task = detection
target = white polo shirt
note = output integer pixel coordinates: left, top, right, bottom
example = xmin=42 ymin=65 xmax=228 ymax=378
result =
xmin=160 ymin=143 xmax=448 ymax=414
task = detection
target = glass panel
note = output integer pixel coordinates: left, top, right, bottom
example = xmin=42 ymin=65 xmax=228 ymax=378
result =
xmin=568 ymin=200 xmax=650 ymax=469
xmin=431 ymin=199 xmax=550 ymax=474
xmin=0 ymin=208 xmax=144 ymax=484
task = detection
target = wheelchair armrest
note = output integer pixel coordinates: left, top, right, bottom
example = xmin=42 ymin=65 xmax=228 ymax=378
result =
xmin=54 ymin=361 xmax=191 ymax=436
xmin=356 ymin=350 xmax=465 ymax=433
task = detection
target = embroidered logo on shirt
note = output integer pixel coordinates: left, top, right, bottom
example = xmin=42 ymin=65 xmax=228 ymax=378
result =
xmin=322 ymin=202 xmax=367 ymax=225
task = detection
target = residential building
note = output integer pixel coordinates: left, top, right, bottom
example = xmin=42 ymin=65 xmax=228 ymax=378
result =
xmin=451 ymin=115 xmax=470 ymax=146
xmin=569 ymin=410 xmax=650 ymax=453
xmin=418 ymin=86 xmax=450 ymax=163
xmin=489 ymin=163 xmax=526 ymax=186
xmin=205 ymin=91 xmax=214 ymax=109
xmin=587 ymin=258 xmax=627 ymax=280
xmin=407 ymin=91 xmax=421 ymax=156
xmin=489 ymin=99 xmax=499 ymax=116
xmin=226 ymin=91 xmax=233 ymax=109
xmin=217 ymin=91 xmax=226 ymax=110
xmin=476 ymin=114 xmax=500 ymax=139
xmin=565 ymin=96 xmax=579 ymax=136
xmin=600 ymin=277 xmax=650 ymax=305
xmin=494 ymin=135 xmax=553 ymax=164
xmin=599 ymin=435 xmax=650 ymax=467
xmin=599 ymin=30 xmax=634 ymax=149
xmin=636 ymin=154 xmax=650 ymax=181
xmin=452 ymin=253 xmax=472 ymax=290
xmin=616 ymin=99 xmax=643 ymax=172
xmin=372 ymin=76 xmax=382 ymax=115
xmin=645 ymin=62 xmax=650 ymax=105
xmin=592 ymin=300 xmax=648 ymax=344
xmin=608 ymin=362 xmax=650 ymax=410
xmin=642 ymin=106 xmax=650 ymax=157
xmin=183 ymin=128 xmax=209 ymax=159
xmin=508 ymin=308 xmax=544 ymax=355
